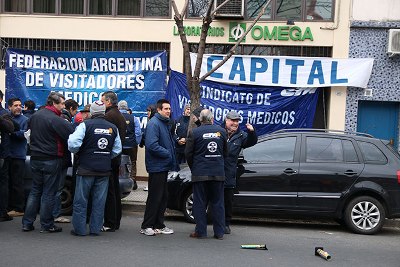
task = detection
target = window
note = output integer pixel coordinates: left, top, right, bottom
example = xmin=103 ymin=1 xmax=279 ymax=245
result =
xmin=145 ymin=0 xmax=169 ymax=17
xmin=342 ymin=140 xmax=359 ymax=163
xmin=117 ymin=0 xmax=140 ymax=16
xmin=89 ymin=0 xmax=112 ymax=15
xmin=61 ymin=0 xmax=84 ymax=14
xmin=243 ymin=137 xmax=296 ymax=163
xmin=306 ymin=137 xmax=343 ymax=162
xmin=33 ymin=0 xmax=55 ymax=13
xmin=357 ymin=141 xmax=387 ymax=164
xmin=4 ymin=0 xmax=27 ymax=12
xmin=188 ymin=0 xmax=333 ymax=21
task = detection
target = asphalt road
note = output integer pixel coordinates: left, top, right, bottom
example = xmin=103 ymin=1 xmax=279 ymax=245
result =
xmin=1 ymin=206 xmax=399 ymax=267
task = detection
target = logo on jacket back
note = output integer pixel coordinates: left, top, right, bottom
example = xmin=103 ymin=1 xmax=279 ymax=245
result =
xmin=97 ymin=138 xmax=108 ymax=149
xmin=203 ymin=132 xmax=221 ymax=139
xmin=94 ymin=128 xmax=113 ymax=135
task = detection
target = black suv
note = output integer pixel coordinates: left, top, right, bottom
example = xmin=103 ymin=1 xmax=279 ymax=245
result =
xmin=167 ymin=129 xmax=400 ymax=235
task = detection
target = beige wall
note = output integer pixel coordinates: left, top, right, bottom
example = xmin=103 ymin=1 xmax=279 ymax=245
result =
xmin=0 ymin=0 xmax=353 ymax=175
xmin=351 ymin=0 xmax=400 ymax=21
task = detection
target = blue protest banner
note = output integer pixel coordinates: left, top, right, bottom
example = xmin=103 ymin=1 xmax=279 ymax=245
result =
xmin=166 ymin=70 xmax=320 ymax=136
xmin=5 ymin=49 xmax=167 ymax=123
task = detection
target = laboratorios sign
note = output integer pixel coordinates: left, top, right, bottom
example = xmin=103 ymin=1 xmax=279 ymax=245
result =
xmin=173 ymin=22 xmax=314 ymax=42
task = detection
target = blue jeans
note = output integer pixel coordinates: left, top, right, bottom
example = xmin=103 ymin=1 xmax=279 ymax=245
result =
xmin=22 ymin=158 xmax=62 ymax=230
xmin=72 ymin=175 xmax=109 ymax=235
xmin=53 ymin=168 xmax=68 ymax=218
xmin=193 ymin=180 xmax=225 ymax=237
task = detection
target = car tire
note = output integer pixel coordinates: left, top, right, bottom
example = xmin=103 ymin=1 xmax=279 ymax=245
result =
xmin=182 ymin=190 xmax=195 ymax=224
xmin=61 ymin=179 xmax=73 ymax=215
xmin=344 ymin=196 xmax=385 ymax=235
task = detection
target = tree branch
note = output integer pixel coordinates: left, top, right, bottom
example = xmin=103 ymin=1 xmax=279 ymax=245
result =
xmin=199 ymin=0 xmax=273 ymax=82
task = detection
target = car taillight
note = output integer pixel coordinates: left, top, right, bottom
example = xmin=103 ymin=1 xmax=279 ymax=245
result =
xmin=398 ymin=170 xmax=400 ymax=184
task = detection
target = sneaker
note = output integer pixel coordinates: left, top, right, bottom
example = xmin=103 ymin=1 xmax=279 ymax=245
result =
xmin=143 ymin=186 xmax=148 ymax=191
xmin=224 ymin=225 xmax=231 ymax=234
xmin=54 ymin=216 xmax=71 ymax=223
xmin=101 ymin=226 xmax=115 ymax=232
xmin=140 ymin=228 xmax=156 ymax=236
xmin=40 ymin=225 xmax=62 ymax=233
xmin=154 ymin=227 xmax=174 ymax=235
xmin=7 ymin=210 xmax=24 ymax=217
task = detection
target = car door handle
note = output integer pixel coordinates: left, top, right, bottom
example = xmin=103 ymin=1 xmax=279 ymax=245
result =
xmin=344 ymin=170 xmax=358 ymax=176
xmin=283 ymin=168 xmax=297 ymax=175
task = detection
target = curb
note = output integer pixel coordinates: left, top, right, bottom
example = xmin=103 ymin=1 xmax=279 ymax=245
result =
xmin=121 ymin=202 xmax=400 ymax=229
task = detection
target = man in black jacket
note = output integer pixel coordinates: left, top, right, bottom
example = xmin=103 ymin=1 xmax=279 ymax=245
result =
xmin=22 ymin=92 xmax=74 ymax=233
xmin=174 ymin=104 xmax=191 ymax=164
xmin=101 ymin=91 xmax=126 ymax=232
xmin=185 ymin=109 xmax=227 ymax=240
xmin=223 ymin=111 xmax=257 ymax=234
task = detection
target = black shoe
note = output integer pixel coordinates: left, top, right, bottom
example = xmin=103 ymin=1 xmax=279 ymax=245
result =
xmin=101 ymin=226 xmax=115 ymax=232
xmin=22 ymin=225 xmax=35 ymax=232
xmin=70 ymin=230 xmax=85 ymax=236
xmin=224 ymin=226 xmax=231 ymax=234
xmin=0 ymin=214 xmax=13 ymax=222
xmin=40 ymin=225 xmax=62 ymax=233
xmin=213 ymin=234 xmax=224 ymax=240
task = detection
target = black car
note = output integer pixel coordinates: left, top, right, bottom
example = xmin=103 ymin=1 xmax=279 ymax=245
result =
xmin=24 ymin=154 xmax=133 ymax=215
xmin=167 ymin=129 xmax=400 ymax=235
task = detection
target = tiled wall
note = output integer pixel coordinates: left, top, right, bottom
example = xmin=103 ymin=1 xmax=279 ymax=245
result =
xmin=346 ymin=21 xmax=400 ymax=149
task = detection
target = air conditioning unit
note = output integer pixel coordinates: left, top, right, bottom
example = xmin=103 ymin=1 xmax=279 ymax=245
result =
xmin=214 ymin=0 xmax=244 ymax=19
xmin=388 ymin=29 xmax=400 ymax=55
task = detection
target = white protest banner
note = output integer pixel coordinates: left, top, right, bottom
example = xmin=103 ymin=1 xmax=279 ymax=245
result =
xmin=190 ymin=53 xmax=374 ymax=88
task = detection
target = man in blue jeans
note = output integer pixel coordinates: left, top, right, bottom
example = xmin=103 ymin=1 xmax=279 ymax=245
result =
xmin=68 ymin=100 xmax=122 ymax=236
xmin=22 ymin=92 xmax=74 ymax=233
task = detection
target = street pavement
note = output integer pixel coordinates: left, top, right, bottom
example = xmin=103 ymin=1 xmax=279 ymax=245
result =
xmin=1 ymin=206 xmax=400 ymax=267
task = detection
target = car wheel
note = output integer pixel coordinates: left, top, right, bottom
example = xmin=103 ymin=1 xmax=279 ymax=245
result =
xmin=344 ymin=196 xmax=385 ymax=235
xmin=182 ymin=190 xmax=195 ymax=224
xmin=61 ymin=179 xmax=73 ymax=215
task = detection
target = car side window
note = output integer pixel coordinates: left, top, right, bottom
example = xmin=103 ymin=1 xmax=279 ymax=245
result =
xmin=243 ymin=137 xmax=296 ymax=163
xmin=306 ymin=137 xmax=343 ymax=162
xmin=357 ymin=141 xmax=387 ymax=164
xmin=342 ymin=140 xmax=359 ymax=163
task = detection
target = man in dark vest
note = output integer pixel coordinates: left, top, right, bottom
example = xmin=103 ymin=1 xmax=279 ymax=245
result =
xmin=185 ymin=109 xmax=227 ymax=240
xmin=68 ymin=100 xmax=122 ymax=236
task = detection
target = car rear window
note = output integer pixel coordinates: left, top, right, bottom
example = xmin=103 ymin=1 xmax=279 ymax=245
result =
xmin=306 ymin=137 xmax=343 ymax=162
xmin=243 ymin=136 xmax=296 ymax=163
xmin=357 ymin=141 xmax=387 ymax=164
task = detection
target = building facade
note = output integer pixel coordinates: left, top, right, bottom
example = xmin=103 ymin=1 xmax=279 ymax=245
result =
xmin=346 ymin=0 xmax=400 ymax=151
xmin=0 ymin=0 xmax=356 ymax=176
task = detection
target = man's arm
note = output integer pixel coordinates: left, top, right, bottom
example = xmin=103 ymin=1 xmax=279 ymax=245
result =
xmin=133 ymin=116 xmax=142 ymax=145
xmin=68 ymin=122 xmax=86 ymax=153
xmin=184 ymin=130 xmax=194 ymax=169
xmin=111 ymin=130 xmax=122 ymax=158
xmin=242 ymin=124 xmax=258 ymax=149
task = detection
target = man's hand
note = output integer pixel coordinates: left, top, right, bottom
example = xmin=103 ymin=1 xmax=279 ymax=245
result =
xmin=178 ymin=138 xmax=186 ymax=145
xmin=246 ymin=123 xmax=254 ymax=132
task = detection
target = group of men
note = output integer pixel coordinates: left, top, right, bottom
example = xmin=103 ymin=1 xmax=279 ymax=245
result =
xmin=0 ymin=91 xmax=257 ymax=239
xmin=140 ymin=99 xmax=258 ymax=240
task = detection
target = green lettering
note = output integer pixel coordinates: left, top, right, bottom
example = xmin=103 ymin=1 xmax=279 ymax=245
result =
xmin=264 ymin=26 xmax=277 ymax=40
xmin=173 ymin=26 xmax=179 ymax=36
xmin=278 ymin=26 xmax=289 ymax=41
xmin=251 ymin=25 xmax=263 ymax=40
xmin=302 ymin=27 xmax=314 ymax=41
xmin=289 ymin=26 xmax=301 ymax=41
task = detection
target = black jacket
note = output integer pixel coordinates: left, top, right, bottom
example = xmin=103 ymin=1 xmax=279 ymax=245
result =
xmin=29 ymin=107 xmax=74 ymax=160
xmin=185 ymin=123 xmax=227 ymax=182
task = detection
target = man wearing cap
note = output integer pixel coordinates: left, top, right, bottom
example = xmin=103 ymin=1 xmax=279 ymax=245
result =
xmin=223 ymin=110 xmax=258 ymax=234
xmin=174 ymin=104 xmax=191 ymax=164
xmin=73 ymin=104 xmax=91 ymax=127
xmin=118 ymin=100 xmax=142 ymax=186
xmin=68 ymin=100 xmax=122 ymax=236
